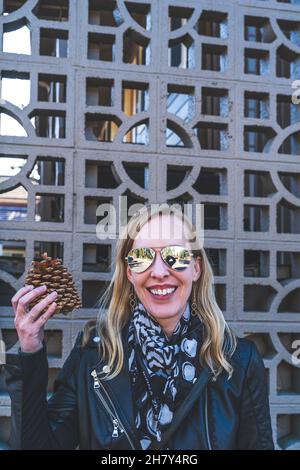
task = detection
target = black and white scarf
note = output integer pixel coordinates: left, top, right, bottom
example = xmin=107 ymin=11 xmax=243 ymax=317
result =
xmin=127 ymin=302 xmax=203 ymax=450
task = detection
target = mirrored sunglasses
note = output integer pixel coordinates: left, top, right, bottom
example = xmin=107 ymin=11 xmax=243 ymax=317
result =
xmin=125 ymin=245 xmax=194 ymax=273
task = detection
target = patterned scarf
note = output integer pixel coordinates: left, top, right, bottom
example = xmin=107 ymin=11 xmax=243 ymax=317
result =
xmin=127 ymin=302 xmax=203 ymax=450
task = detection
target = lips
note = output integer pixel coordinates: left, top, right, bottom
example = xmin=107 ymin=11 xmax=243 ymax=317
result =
xmin=146 ymin=285 xmax=178 ymax=299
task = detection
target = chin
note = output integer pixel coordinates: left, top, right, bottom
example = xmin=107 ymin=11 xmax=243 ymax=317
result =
xmin=147 ymin=305 xmax=181 ymax=320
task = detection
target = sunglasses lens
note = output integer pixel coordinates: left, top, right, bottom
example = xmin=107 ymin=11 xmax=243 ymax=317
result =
xmin=161 ymin=246 xmax=192 ymax=271
xmin=126 ymin=248 xmax=155 ymax=273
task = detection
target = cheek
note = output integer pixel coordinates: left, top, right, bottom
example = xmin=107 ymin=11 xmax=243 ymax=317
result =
xmin=178 ymin=277 xmax=193 ymax=300
xmin=176 ymin=271 xmax=193 ymax=287
xmin=131 ymin=272 xmax=147 ymax=291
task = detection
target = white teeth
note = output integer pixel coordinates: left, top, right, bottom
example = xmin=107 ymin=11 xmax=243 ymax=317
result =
xmin=149 ymin=287 xmax=176 ymax=296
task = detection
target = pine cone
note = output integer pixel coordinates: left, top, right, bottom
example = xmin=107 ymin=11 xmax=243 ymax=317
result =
xmin=25 ymin=252 xmax=82 ymax=315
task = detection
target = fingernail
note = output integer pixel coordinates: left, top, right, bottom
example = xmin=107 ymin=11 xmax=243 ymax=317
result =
xmin=40 ymin=285 xmax=47 ymax=291
xmin=28 ymin=285 xmax=34 ymax=290
xmin=50 ymin=291 xmax=58 ymax=299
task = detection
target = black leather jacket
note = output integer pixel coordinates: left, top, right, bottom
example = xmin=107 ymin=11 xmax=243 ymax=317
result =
xmin=5 ymin=324 xmax=274 ymax=450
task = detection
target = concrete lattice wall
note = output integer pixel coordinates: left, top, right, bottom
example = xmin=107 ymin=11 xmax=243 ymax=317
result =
xmin=0 ymin=0 xmax=300 ymax=450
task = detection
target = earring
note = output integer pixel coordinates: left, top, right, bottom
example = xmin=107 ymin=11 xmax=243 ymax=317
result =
xmin=191 ymin=289 xmax=198 ymax=316
xmin=129 ymin=287 xmax=137 ymax=313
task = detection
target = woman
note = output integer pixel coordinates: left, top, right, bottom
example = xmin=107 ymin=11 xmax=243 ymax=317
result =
xmin=6 ymin=205 xmax=274 ymax=450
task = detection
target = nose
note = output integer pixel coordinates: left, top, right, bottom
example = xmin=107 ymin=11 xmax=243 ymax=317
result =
xmin=150 ymin=252 xmax=170 ymax=279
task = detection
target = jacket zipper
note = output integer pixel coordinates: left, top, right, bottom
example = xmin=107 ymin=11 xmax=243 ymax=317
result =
xmin=91 ymin=369 xmax=136 ymax=449
xmin=205 ymin=387 xmax=212 ymax=450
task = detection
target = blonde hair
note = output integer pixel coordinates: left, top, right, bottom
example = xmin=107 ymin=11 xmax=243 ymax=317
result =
xmin=86 ymin=204 xmax=236 ymax=380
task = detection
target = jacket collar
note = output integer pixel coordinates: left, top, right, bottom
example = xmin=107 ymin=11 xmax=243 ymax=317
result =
xmin=93 ymin=322 xmax=141 ymax=449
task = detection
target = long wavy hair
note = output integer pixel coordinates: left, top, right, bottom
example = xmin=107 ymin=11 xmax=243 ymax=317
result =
xmin=84 ymin=204 xmax=237 ymax=380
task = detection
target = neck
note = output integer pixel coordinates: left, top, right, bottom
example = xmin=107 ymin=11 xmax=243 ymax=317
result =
xmin=149 ymin=303 xmax=189 ymax=339
xmin=159 ymin=318 xmax=179 ymax=339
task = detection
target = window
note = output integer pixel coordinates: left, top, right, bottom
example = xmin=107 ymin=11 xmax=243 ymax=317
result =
xmin=245 ymin=49 xmax=269 ymax=75
xmin=40 ymin=29 xmax=68 ymax=57
xmin=193 ymin=168 xmax=227 ymax=195
xmin=202 ymin=88 xmax=228 ymax=116
xmin=38 ymin=74 xmax=66 ymax=103
xmin=85 ymin=114 xmax=120 ymax=142
xmin=86 ymin=78 xmax=114 ymax=106
xmin=244 ymin=250 xmax=269 ymax=277
xmin=168 ymin=35 xmax=194 ymax=69
xmin=33 ymin=0 xmax=69 ymax=21
xmin=244 ymin=171 xmax=276 ymax=197
xmin=168 ymin=6 xmax=193 ymax=32
xmin=244 ymin=16 xmax=274 ymax=43
xmin=244 ymin=92 xmax=269 ymax=118
xmin=244 ymin=205 xmax=269 ymax=232
xmin=197 ymin=11 xmax=228 ymax=38
xmin=30 ymin=111 xmax=66 ymax=138
xmin=167 ymin=85 xmax=195 ymax=122
xmin=85 ymin=161 xmax=120 ymax=188
xmin=123 ymin=29 xmax=150 ymax=65
xmin=202 ymin=44 xmax=227 ymax=72
xmin=122 ymin=82 xmax=149 ymax=116
xmin=195 ymin=123 xmax=229 ymax=150
xmin=88 ymin=0 xmax=119 ymax=26
xmin=35 ymin=194 xmax=64 ymax=222
xmin=244 ymin=126 xmax=275 ymax=152
xmin=88 ymin=33 xmax=115 ymax=61
xmin=276 ymin=45 xmax=300 ymax=79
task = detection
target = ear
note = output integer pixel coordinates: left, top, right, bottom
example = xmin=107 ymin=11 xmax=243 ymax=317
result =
xmin=192 ymin=256 xmax=201 ymax=282
xmin=126 ymin=265 xmax=133 ymax=284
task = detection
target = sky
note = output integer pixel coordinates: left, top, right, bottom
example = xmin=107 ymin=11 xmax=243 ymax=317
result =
xmin=1 ymin=24 xmax=31 ymax=176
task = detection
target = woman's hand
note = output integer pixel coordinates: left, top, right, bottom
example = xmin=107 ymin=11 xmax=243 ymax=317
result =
xmin=11 ymin=285 xmax=58 ymax=353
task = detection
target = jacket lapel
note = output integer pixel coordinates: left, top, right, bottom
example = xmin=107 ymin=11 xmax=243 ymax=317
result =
xmin=95 ymin=322 xmax=142 ymax=449
xmin=148 ymin=365 xmax=212 ymax=450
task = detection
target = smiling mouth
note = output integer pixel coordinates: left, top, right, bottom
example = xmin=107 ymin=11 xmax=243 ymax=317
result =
xmin=147 ymin=287 xmax=178 ymax=298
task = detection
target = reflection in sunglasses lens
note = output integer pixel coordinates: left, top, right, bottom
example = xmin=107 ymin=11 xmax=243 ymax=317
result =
xmin=127 ymin=246 xmax=192 ymax=273
xmin=127 ymin=248 xmax=154 ymax=273
xmin=162 ymin=247 xmax=192 ymax=271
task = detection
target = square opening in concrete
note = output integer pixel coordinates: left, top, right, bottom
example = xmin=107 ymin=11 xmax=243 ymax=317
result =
xmin=29 ymin=157 xmax=65 ymax=185
xmin=206 ymin=248 xmax=227 ymax=276
xmin=0 ymin=239 xmax=25 ymax=278
xmin=244 ymin=205 xmax=269 ymax=232
xmin=34 ymin=241 xmax=64 ymax=261
xmin=34 ymin=0 xmax=69 ymax=21
xmin=244 ymin=48 xmax=269 ymax=75
xmin=244 ymin=250 xmax=269 ymax=277
xmin=88 ymin=0 xmax=119 ymax=27
xmin=38 ymin=74 xmax=67 ymax=103
xmin=82 ymin=280 xmax=110 ymax=308
xmin=88 ymin=33 xmax=115 ymax=61
xmin=35 ymin=193 xmax=64 ymax=222
xmin=83 ymin=244 xmax=111 ymax=273
xmin=86 ymin=78 xmax=114 ymax=106
xmin=40 ymin=28 xmax=68 ymax=57
xmin=30 ymin=110 xmax=66 ymax=138
xmin=197 ymin=10 xmax=228 ymax=38
xmin=202 ymin=44 xmax=227 ymax=72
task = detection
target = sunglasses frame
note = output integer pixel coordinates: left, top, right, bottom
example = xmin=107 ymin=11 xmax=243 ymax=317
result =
xmin=125 ymin=245 xmax=194 ymax=273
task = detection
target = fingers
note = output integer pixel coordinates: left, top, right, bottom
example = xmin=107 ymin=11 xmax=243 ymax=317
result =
xmin=11 ymin=285 xmax=34 ymax=311
xmin=14 ymin=285 xmax=47 ymax=318
xmin=35 ymin=302 xmax=57 ymax=328
xmin=28 ymin=291 xmax=58 ymax=322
